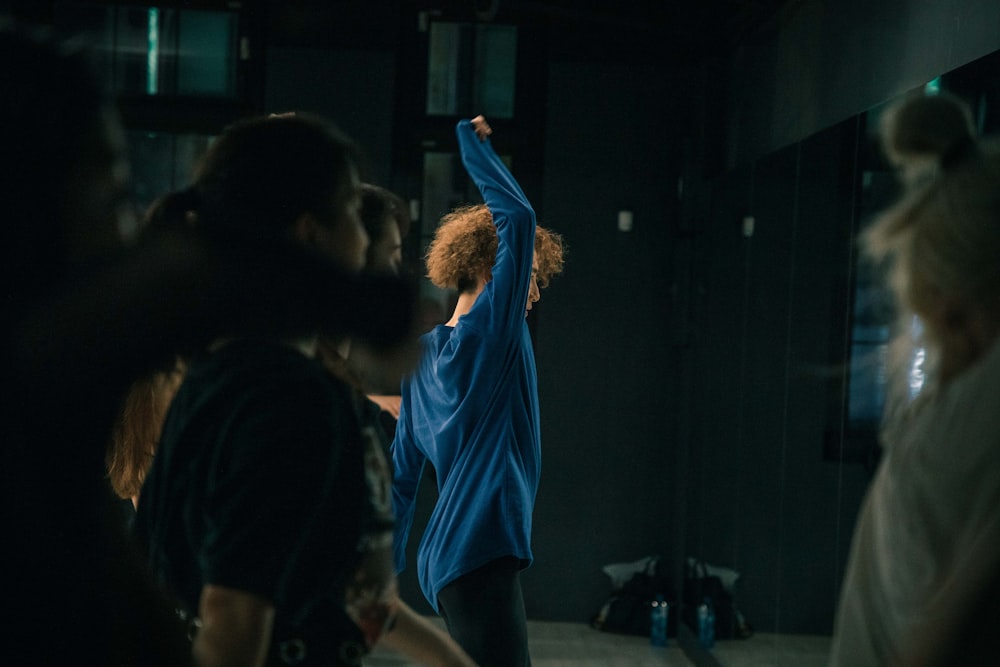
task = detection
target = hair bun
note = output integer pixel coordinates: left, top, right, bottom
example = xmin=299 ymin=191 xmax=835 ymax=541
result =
xmin=880 ymin=92 xmax=977 ymax=173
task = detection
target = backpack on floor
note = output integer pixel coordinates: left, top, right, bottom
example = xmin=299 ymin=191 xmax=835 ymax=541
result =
xmin=591 ymin=557 xmax=678 ymax=638
xmin=681 ymin=559 xmax=753 ymax=640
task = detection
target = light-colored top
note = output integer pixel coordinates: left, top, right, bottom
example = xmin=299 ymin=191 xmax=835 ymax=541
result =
xmin=829 ymin=337 xmax=1000 ymax=665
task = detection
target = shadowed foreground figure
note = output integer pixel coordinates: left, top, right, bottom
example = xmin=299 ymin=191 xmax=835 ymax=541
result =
xmin=2 ymin=23 xmax=415 ymax=665
xmin=133 ymin=112 xmax=472 ymax=667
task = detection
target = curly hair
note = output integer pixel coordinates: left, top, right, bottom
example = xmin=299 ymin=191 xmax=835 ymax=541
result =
xmin=425 ymin=204 xmax=565 ymax=292
xmin=535 ymin=226 xmax=565 ymax=289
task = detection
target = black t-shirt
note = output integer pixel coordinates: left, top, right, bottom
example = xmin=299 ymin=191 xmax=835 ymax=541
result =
xmin=135 ymin=339 xmax=395 ymax=662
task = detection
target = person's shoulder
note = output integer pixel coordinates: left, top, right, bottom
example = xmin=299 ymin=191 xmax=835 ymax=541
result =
xmin=193 ymin=339 xmax=340 ymax=402
xmin=207 ymin=338 xmax=317 ymax=373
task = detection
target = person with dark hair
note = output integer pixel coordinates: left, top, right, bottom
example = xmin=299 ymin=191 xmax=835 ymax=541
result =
xmin=360 ymin=182 xmax=410 ymax=277
xmin=391 ymin=116 xmax=565 ymax=666
xmin=134 ymin=112 xmax=474 ymax=667
xmin=337 ymin=182 xmax=414 ymax=431
xmin=829 ymin=91 xmax=1000 ymax=666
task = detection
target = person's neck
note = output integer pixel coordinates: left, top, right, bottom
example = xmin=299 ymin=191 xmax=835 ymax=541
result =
xmin=446 ymin=283 xmax=486 ymax=327
xmin=446 ymin=293 xmax=477 ymax=327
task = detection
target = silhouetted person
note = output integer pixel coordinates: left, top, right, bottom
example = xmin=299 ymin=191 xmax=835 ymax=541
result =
xmin=2 ymin=22 xmax=191 ymax=665
xmin=1 ymin=22 xmax=417 ymax=664
xmin=133 ymin=113 xmax=473 ymax=667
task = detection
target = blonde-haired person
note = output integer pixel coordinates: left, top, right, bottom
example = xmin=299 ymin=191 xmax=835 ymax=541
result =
xmin=392 ymin=116 xmax=564 ymax=666
xmin=830 ymin=91 xmax=1000 ymax=666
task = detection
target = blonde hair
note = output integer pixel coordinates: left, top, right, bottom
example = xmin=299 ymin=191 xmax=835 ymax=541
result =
xmin=425 ymin=203 xmax=565 ymax=292
xmin=863 ymin=92 xmax=1000 ymax=424
xmin=106 ymin=360 xmax=186 ymax=500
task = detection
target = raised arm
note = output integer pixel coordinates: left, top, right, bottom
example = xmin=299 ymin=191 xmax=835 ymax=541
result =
xmin=455 ymin=116 xmax=536 ymax=336
xmin=459 ymin=115 xmax=531 ymax=208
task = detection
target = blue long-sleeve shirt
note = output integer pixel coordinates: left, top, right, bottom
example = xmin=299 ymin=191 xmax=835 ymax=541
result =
xmin=391 ymin=119 xmax=539 ymax=611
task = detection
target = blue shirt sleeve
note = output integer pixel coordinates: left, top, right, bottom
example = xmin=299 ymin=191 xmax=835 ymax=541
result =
xmin=455 ymin=119 xmax=536 ymax=339
xmin=390 ymin=387 xmax=425 ymax=573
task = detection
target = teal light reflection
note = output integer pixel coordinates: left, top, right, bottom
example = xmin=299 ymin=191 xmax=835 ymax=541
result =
xmin=147 ymin=8 xmax=159 ymax=95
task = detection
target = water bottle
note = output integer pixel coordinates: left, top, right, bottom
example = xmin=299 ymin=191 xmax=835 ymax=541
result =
xmin=650 ymin=594 xmax=668 ymax=646
xmin=697 ymin=597 xmax=715 ymax=649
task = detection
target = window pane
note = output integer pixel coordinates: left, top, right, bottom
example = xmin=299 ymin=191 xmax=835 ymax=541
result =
xmin=426 ymin=22 xmax=516 ymax=118
xmin=178 ymin=11 xmax=238 ymax=96
xmin=474 ymin=24 xmax=517 ymax=118
xmin=426 ymin=23 xmax=471 ymax=116
xmin=54 ymin=4 xmax=238 ymax=98
xmin=421 ymin=151 xmax=463 ymax=233
xmin=116 ymin=7 xmax=179 ymax=95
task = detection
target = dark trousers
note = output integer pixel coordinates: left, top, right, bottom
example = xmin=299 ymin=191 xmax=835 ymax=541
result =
xmin=437 ymin=557 xmax=531 ymax=667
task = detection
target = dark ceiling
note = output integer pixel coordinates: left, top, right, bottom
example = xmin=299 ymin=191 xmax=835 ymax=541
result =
xmin=511 ymin=0 xmax=789 ymax=40
xmin=266 ymin=0 xmax=793 ymax=65
xmin=0 ymin=0 xmax=792 ymax=67
xmin=511 ymin=0 xmax=792 ymax=63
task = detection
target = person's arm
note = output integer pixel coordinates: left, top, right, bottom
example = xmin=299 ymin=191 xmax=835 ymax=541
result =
xmin=390 ymin=397 xmax=425 ymax=572
xmin=193 ymin=584 xmax=275 ymax=667
xmin=454 ymin=116 xmax=536 ymax=336
xmin=380 ymin=598 xmax=478 ymax=667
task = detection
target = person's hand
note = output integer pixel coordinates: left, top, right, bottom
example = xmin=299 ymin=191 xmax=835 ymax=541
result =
xmin=471 ymin=115 xmax=492 ymax=141
xmin=367 ymin=394 xmax=402 ymax=419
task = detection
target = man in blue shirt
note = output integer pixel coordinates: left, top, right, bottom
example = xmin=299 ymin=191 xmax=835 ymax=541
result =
xmin=392 ymin=116 xmax=565 ymax=666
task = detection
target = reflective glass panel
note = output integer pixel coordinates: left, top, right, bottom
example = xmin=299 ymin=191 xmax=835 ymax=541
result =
xmin=426 ymin=22 xmax=517 ymax=118
xmin=177 ymin=10 xmax=238 ymax=96
xmin=54 ymin=4 xmax=238 ymax=98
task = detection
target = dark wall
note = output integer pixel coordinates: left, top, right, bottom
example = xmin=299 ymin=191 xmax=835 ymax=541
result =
xmin=265 ymin=48 xmax=396 ymax=185
xmin=685 ymin=122 xmax=874 ymax=634
xmin=524 ymin=59 xmax=685 ymax=620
